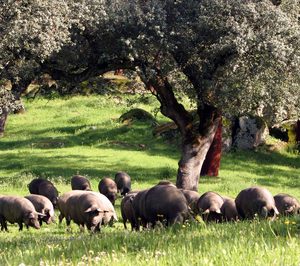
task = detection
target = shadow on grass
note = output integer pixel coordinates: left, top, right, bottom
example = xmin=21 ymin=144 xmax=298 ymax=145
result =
xmin=0 ymin=122 xmax=180 ymax=159
xmin=0 ymin=152 xmax=177 ymax=188
xmin=220 ymin=150 xmax=300 ymax=188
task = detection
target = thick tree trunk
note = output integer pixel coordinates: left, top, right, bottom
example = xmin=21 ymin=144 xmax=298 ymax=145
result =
xmin=176 ymin=135 xmax=215 ymax=191
xmin=200 ymin=118 xmax=222 ymax=177
xmin=176 ymin=106 xmax=221 ymax=191
xmin=296 ymin=120 xmax=300 ymax=142
xmin=0 ymin=110 xmax=8 ymax=137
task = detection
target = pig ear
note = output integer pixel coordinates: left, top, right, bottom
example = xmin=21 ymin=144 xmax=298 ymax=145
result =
xmin=84 ymin=208 xmax=102 ymax=213
xmin=36 ymin=212 xmax=46 ymax=217
xmin=84 ymin=207 xmax=93 ymax=213
xmin=215 ymin=209 xmax=221 ymax=214
xmin=28 ymin=213 xmax=35 ymax=219
xmin=202 ymin=209 xmax=210 ymax=214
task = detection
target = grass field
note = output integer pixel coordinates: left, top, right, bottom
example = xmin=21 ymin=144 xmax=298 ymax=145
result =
xmin=0 ymin=94 xmax=299 ymax=265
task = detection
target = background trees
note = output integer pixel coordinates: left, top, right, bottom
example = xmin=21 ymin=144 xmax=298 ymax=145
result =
xmin=1 ymin=0 xmax=299 ymax=190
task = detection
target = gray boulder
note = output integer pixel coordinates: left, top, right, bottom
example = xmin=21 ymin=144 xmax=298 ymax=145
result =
xmin=232 ymin=116 xmax=269 ymax=150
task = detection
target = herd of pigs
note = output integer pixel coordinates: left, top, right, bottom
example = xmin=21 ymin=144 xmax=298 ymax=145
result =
xmin=0 ymin=171 xmax=299 ymax=232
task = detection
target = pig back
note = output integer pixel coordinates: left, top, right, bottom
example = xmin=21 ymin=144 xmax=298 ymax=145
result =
xmin=197 ymin=191 xmax=224 ymax=213
xmin=98 ymin=177 xmax=117 ymax=204
xmin=235 ymin=186 xmax=277 ymax=219
xmin=115 ymin=172 xmax=131 ymax=195
xmin=71 ymin=175 xmax=92 ymax=191
xmin=144 ymin=185 xmax=189 ymax=223
xmin=220 ymin=196 xmax=239 ymax=221
xmin=37 ymin=181 xmax=58 ymax=205
xmin=28 ymin=179 xmax=45 ymax=194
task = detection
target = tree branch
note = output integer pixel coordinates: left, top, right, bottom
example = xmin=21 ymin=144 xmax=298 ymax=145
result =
xmin=146 ymin=69 xmax=193 ymax=136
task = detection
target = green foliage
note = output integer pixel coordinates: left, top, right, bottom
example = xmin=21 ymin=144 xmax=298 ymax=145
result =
xmin=1 ymin=0 xmax=299 ymax=126
xmin=0 ymin=95 xmax=299 ymax=265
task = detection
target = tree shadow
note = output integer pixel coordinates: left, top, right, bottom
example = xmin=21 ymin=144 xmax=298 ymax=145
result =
xmin=0 ymin=122 xmax=180 ymax=160
xmin=220 ymin=150 xmax=300 ymax=188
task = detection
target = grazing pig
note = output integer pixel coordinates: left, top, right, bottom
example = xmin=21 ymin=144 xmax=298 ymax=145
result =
xmin=25 ymin=194 xmax=55 ymax=225
xmin=197 ymin=192 xmax=224 ymax=222
xmin=71 ymin=175 xmax=92 ymax=191
xmin=28 ymin=178 xmax=59 ymax=207
xmin=235 ymin=186 xmax=279 ymax=220
xmin=114 ymin=171 xmax=131 ymax=196
xmin=63 ymin=191 xmax=105 ymax=232
xmin=0 ymin=196 xmax=41 ymax=231
xmin=274 ymin=193 xmax=300 ymax=216
xmin=58 ymin=191 xmax=117 ymax=231
xmin=220 ymin=196 xmax=239 ymax=222
xmin=144 ymin=185 xmax=191 ymax=227
xmin=121 ymin=191 xmax=138 ymax=230
xmin=180 ymin=189 xmax=200 ymax=214
xmin=98 ymin=177 xmax=118 ymax=205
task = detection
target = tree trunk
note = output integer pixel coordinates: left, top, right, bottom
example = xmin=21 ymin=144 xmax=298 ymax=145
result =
xmin=176 ymin=135 xmax=215 ymax=191
xmin=296 ymin=120 xmax=300 ymax=142
xmin=200 ymin=118 xmax=222 ymax=177
xmin=0 ymin=110 xmax=8 ymax=137
xmin=176 ymin=106 xmax=221 ymax=191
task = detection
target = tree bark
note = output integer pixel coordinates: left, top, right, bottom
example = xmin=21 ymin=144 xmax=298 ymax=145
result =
xmin=200 ymin=118 xmax=222 ymax=177
xmin=176 ymin=106 xmax=221 ymax=191
xmin=296 ymin=120 xmax=300 ymax=142
xmin=0 ymin=110 xmax=8 ymax=137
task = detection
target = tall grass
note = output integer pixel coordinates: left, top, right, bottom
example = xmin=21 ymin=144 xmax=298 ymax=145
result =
xmin=0 ymin=94 xmax=299 ymax=265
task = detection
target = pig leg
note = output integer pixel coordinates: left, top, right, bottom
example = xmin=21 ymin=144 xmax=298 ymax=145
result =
xmin=236 ymin=206 xmax=246 ymax=220
xmin=59 ymin=213 xmax=64 ymax=224
xmin=0 ymin=217 xmax=8 ymax=231
xmin=123 ymin=219 xmax=127 ymax=230
xmin=18 ymin=222 xmax=23 ymax=231
xmin=66 ymin=217 xmax=71 ymax=227
xmin=0 ymin=216 xmax=4 ymax=231
xmin=3 ymin=221 xmax=8 ymax=231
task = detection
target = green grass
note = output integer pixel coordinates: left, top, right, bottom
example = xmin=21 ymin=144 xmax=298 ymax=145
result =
xmin=0 ymin=94 xmax=300 ymax=265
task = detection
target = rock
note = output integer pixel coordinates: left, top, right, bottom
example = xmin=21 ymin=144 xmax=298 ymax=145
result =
xmin=232 ymin=116 xmax=269 ymax=150
xmin=221 ymin=117 xmax=233 ymax=152
xmin=119 ymin=108 xmax=157 ymax=124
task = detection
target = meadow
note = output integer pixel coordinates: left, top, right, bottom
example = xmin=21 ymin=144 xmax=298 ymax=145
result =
xmin=0 ymin=94 xmax=299 ymax=265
